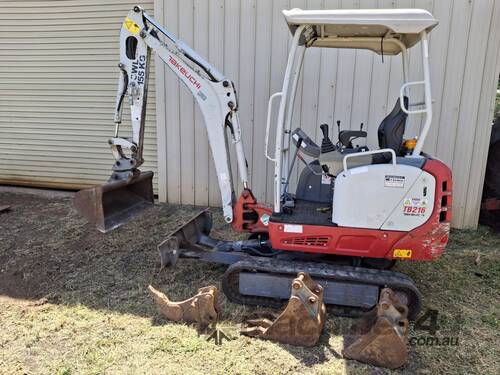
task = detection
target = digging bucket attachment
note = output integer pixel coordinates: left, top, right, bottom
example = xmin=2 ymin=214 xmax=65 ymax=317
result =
xmin=343 ymin=288 xmax=409 ymax=369
xmin=241 ymin=272 xmax=326 ymax=347
xmin=158 ymin=209 xmax=214 ymax=268
xmin=148 ymin=284 xmax=220 ymax=332
xmin=74 ymin=171 xmax=154 ymax=233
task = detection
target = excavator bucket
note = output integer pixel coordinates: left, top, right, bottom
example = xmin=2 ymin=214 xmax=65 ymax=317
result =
xmin=148 ymin=284 xmax=220 ymax=332
xmin=157 ymin=209 xmax=213 ymax=268
xmin=343 ymin=288 xmax=409 ymax=369
xmin=241 ymin=272 xmax=326 ymax=347
xmin=74 ymin=171 xmax=154 ymax=233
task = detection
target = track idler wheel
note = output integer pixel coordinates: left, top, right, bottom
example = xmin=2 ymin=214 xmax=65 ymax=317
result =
xmin=343 ymin=288 xmax=409 ymax=369
xmin=148 ymin=285 xmax=220 ymax=332
xmin=240 ymin=272 xmax=326 ymax=347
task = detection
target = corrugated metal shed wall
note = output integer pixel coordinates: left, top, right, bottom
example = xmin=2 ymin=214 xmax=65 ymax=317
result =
xmin=0 ymin=0 xmax=157 ymax=190
xmin=155 ymin=0 xmax=500 ymax=229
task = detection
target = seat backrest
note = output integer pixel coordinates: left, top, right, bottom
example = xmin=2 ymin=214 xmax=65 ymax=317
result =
xmin=377 ymin=97 xmax=409 ymax=158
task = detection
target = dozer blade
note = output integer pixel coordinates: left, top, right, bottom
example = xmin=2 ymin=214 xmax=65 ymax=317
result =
xmin=157 ymin=209 xmax=213 ymax=268
xmin=74 ymin=171 xmax=154 ymax=233
xmin=241 ymin=272 xmax=326 ymax=347
xmin=343 ymin=288 xmax=409 ymax=369
xmin=148 ymin=284 xmax=219 ymax=332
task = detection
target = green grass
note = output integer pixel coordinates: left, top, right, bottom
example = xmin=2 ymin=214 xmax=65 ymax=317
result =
xmin=0 ymin=192 xmax=499 ymax=374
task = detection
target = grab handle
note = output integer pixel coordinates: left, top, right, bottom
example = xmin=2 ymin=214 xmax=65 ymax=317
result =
xmin=400 ymin=81 xmax=427 ymax=114
xmin=265 ymin=92 xmax=282 ymax=162
xmin=342 ymin=148 xmax=396 ymax=172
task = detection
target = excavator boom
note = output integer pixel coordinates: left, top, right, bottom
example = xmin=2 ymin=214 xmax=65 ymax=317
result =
xmin=75 ymin=6 xmax=249 ymax=231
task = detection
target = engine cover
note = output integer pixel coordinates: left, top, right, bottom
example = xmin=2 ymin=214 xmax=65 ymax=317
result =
xmin=332 ymin=163 xmax=435 ymax=231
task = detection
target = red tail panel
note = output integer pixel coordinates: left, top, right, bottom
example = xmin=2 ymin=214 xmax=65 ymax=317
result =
xmin=389 ymin=158 xmax=452 ymax=260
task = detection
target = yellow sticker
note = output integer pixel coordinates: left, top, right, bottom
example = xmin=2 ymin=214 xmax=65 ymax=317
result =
xmin=124 ymin=17 xmax=140 ymax=35
xmin=393 ymin=249 xmax=412 ymax=258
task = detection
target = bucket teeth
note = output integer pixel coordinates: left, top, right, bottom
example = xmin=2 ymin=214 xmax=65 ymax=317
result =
xmin=343 ymin=288 xmax=409 ymax=369
xmin=148 ymin=285 xmax=220 ymax=332
xmin=240 ymin=272 xmax=326 ymax=347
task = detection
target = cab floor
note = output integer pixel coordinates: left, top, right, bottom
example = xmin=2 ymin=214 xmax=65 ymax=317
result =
xmin=270 ymin=199 xmax=337 ymax=227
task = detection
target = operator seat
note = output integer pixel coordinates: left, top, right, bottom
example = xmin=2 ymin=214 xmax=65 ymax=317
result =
xmin=374 ymin=96 xmax=409 ymax=163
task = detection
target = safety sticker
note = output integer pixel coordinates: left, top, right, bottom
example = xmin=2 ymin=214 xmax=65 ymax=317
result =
xmin=260 ymin=214 xmax=270 ymax=226
xmin=393 ymin=249 xmax=412 ymax=258
xmin=385 ymin=175 xmax=405 ymax=188
xmin=124 ymin=17 xmax=141 ymax=35
xmin=284 ymin=224 xmax=303 ymax=233
xmin=403 ymin=197 xmax=428 ymax=216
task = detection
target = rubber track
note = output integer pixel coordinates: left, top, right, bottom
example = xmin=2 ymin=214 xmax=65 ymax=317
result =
xmin=222 ymin=257 xmax=422 ymax=320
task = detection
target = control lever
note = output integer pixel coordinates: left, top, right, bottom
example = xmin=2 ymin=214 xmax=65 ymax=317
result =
xmin=356 ymin=123 xmax=365 ymax=147
xmin=336 ymin=120 xmax=343 ymax=148
xmin=320 ymin=124 xmax=335 ymax=153
xmin=320 ymin=123 xmax=329 ymax=139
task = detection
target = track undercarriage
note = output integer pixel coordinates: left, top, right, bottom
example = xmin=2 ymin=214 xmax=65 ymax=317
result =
xmin=158 ymin=209 xmax=422 ymax=320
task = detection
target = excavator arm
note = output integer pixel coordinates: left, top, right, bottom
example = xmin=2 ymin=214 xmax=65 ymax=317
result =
xmin=111 ymin=6 xmax=249 ymax=223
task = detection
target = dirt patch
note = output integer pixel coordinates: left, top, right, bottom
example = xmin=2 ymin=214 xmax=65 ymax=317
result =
xmin=0 ymin=192 xmax=499 ymax=375
xmin=0 ymin=191 xmax=228 ymax=315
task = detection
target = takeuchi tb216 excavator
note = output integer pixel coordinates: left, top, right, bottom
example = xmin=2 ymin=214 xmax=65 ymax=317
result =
xmin=75 ymin=6 xmax=452 ymax=320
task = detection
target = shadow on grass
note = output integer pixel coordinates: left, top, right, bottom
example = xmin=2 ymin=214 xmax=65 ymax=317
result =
xmin=276 ymin=329 xmax=343 ymax=364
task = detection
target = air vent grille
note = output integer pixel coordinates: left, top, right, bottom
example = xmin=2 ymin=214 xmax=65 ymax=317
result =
xmin=282 ymin=236 xmax=330 ymax=247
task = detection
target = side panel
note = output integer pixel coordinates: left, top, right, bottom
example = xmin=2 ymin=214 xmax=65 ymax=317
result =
xmin=268 ymin=221 xmax=406 ymax=258
xmin=381 ymin=170 xmax=436 ymax=231
xmin=332 ymin=164 xmax=423 ymax=229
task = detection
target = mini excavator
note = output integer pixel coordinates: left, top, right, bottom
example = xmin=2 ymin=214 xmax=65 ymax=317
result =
xmin=75 ymin=7 xmax=452 ymax=325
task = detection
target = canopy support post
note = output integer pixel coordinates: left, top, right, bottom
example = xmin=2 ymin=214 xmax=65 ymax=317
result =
xmin=413 ymin=30 xmax=432 ymax=156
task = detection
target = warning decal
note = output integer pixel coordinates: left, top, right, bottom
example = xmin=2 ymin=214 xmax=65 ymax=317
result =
xmin=260 ymin=214 xmax=270 ymax=226
xmin=124 ymin=17 xmax=141 ymax=35
xmin=284 ymin=224 xmax=303 ymax=233
xmin=385 ymin=175 xmax=405 ymax=188
xmin=393 ymin=249 xmax=412 ymax=258
xmin=403 ymin=197 xmax=428 ymax=216
xmin=321 ymin=174 xmax=332 ymax=185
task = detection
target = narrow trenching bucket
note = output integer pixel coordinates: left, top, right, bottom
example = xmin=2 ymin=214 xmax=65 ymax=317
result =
xmin=342 ymin=288 xmax=409 ymax=369
xmin=74 ymin=171 xmax=154 ymax=233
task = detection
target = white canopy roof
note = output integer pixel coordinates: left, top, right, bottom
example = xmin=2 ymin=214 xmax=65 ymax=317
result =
xmin=283 ymin=8 xmax=438 ymax=54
